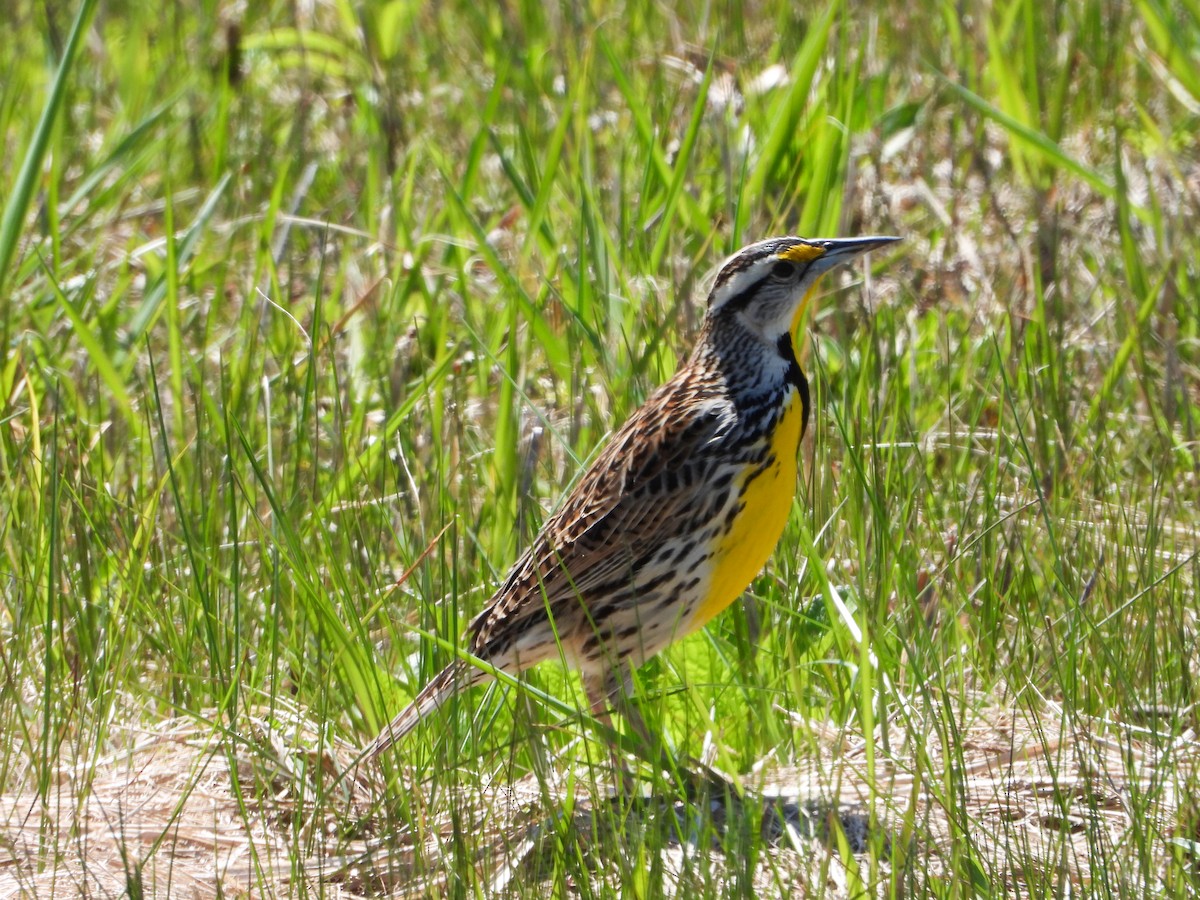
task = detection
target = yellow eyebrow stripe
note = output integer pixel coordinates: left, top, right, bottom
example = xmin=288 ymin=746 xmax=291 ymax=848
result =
xmin=778 ymin=243 xmax=825 ymax=263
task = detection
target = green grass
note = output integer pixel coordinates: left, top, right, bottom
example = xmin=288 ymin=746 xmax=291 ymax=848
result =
xmin=2 ymin=0 xmax=1199 ymax=896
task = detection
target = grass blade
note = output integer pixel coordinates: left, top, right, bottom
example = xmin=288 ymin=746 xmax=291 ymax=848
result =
xmin=0 ymin=0 xmax=98 ymax=298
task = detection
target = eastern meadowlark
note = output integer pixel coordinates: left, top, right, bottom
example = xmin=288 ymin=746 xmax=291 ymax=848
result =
xmin=366 ymin=235 xmax=898 ymax=760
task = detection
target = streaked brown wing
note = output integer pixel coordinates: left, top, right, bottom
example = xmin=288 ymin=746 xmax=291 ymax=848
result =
xmin=468 ymin=376 xmax=732 ymax=654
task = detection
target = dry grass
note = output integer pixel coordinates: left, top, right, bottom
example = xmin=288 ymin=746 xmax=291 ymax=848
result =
xmin=2 ymin=697 xmax=1193 ymax=898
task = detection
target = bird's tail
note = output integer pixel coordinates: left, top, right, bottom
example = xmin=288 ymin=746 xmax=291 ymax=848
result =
xmin=363 ymin=660 xmax=485 ymax=761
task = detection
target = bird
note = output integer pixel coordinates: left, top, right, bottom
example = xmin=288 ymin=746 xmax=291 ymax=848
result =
xmin=365 ymin=234 xmax=898 ymax=761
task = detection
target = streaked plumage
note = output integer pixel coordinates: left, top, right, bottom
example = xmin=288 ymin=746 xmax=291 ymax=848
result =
xmin=366 ymin=235 xmax=898 ymax=759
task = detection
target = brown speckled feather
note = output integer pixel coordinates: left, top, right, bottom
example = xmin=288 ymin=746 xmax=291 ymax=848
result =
xmin=467 ymin=368 xmax=733 ymax=659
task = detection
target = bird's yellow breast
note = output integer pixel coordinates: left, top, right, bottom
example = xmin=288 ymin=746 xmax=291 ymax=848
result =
xmin=686 ymin=391 xmax=804 ymax=632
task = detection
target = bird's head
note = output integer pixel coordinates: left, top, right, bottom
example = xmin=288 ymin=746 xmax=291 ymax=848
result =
xmin=706 ymin=235 xmax=899 ymax=342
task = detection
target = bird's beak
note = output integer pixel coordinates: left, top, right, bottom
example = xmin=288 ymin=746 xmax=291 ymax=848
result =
xmin=791 ymin=235 xmax=901 ymax=275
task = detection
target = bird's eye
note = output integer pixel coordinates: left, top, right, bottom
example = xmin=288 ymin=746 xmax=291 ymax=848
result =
xmin=771 ymin=260 xmax=796 ymax=279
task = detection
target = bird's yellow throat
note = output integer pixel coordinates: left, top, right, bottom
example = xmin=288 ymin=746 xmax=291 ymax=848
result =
xmin=686 ymin=280 xmax=817 ymax=633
